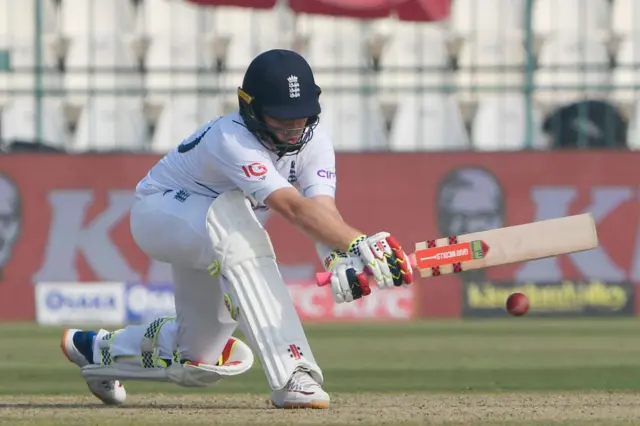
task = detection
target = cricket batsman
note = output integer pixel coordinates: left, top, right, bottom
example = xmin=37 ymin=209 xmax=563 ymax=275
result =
xmin=60 ymin=49 xmax=414 ymax=409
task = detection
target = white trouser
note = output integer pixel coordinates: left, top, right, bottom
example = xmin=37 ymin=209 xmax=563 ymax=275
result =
xmin=130 ymin=190 xmax=238 ymax=364
xmin=127 ymin=189 xmax=322 ymax=390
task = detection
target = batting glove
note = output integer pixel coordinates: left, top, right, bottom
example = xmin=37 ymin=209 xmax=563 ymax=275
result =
xmin=323 ymin=249 xmax=371 ymax=304
xmin=348 ymin=233 xmax=414 ymax=290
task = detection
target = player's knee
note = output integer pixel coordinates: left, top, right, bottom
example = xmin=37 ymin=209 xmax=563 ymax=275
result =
xmin=206 ymin=190 xmax=275 ymax=270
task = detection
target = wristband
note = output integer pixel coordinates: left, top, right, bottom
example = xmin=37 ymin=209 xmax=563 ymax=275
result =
xmin=347 ymin=235 xmax=367 ymax=257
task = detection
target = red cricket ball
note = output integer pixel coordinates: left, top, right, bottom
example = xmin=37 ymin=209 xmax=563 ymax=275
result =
xmin=506 ymin=292 xmax=530 ymax=316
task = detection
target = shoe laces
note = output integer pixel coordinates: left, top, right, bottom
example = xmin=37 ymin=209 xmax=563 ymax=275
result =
xmin=287 ymin=369 xmax=320 ymax=391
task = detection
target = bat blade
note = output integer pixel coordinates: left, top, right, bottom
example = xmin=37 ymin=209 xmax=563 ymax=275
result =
xmin=315 ymin=213 xmax=598 ymax=286
xmin=413 ymin=213 xmax=598 ymax=278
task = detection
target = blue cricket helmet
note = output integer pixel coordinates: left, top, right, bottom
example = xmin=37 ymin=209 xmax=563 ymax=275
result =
xmin=238 ymin=49 xmax=321 ymax=156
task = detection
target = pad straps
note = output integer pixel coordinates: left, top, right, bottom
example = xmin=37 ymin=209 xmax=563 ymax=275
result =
xmin=96 ymin=317 xmax=181 ymax=368
xmin=140 ymin=316 xmax=181 ymax=368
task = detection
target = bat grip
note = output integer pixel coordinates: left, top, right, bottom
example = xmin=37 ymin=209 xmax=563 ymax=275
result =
xmin=316 ymin=253 xmax=417 ymax=287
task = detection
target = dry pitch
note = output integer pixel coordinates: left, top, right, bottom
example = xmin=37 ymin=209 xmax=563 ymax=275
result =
xmin=1 ymin=320 xmax=640 ymax=426
xmin=2 ymin=393 xmax=640 ymax=426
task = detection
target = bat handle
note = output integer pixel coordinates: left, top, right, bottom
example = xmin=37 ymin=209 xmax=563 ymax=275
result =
xmin=316 ymin=253 xmax=417 ymax=287
xmin=316 ymin=271 xmax=332 ymax=287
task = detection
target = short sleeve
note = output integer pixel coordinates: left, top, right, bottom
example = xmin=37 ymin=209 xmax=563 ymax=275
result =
xmin=297 ymin=126 xmax=337 ymax=198
xmin=207 ymin=130 xmax=293 ymax=202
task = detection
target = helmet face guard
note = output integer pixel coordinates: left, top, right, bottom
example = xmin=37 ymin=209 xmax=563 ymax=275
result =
xmin=238 ymin=87 xmax=319 ymax=157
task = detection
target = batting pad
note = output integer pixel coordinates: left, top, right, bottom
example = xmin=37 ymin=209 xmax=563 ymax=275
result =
xmin=206 ymin=190 xmax=323 ymax=390
xmin=80 ymin=319 xmax=254 ymax=388
xmin=81 ymin=342 xmax=253 ymax=387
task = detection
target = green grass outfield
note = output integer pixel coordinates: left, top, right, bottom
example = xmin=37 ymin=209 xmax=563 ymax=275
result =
xmin=1 ymin=319 xmax=640 ymax=425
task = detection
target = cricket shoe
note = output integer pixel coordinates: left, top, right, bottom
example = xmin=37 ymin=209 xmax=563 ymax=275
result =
xmin=61 ymin=328 xmax=127 ymax=405
xmin=271 ymin=368 xmax=330 ymax=409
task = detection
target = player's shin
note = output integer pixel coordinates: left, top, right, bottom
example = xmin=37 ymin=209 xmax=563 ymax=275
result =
xmin=80 ymin=317 xmax=254 ymax=387
xmin=206 ymin=189 xmax=323 ymax=390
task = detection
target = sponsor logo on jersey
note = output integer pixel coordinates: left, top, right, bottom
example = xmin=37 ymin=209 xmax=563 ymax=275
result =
xmin=241 ymin=162 xmax=268 ymax=178
xmin=317 ymin=169 xmax=336 ymax=180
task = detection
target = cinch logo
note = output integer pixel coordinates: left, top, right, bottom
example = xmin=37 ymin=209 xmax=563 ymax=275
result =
xmin=317 ymin=170 xmax=335 ymax=180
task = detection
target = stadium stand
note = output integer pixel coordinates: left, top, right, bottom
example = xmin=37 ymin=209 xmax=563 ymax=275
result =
xmin=0 ymin=0 xmax=636 ymax=152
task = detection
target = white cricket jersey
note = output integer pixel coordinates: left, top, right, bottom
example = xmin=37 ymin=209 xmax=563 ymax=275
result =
xmin=135 ymin=111 xmax=337 ymax=210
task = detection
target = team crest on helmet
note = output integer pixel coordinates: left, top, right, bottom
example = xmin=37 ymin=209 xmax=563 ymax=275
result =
xmin=288 ymin=75 xmax=300 ymax=99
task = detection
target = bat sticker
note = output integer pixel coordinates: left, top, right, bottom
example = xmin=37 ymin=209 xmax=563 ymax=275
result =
xmin=414 ymin=240 xmax=489 ymax=269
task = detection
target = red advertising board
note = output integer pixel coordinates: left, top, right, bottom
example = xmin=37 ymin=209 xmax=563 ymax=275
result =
xmin=288 ymin=281 xmax=414 ymax=322
xmin=0 ymin=151 xmax=639 ymax=320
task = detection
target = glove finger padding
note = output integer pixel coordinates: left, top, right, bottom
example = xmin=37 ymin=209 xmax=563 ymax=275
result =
xmin=347 ymin=254 xmax=371 ymax=298
xmin=354 ymin=269 xmax=371 ymax=297
xmin=326 ymin=250 xmax=370 ymax=304
xmin=378 ymin=237 xmax=408 ymax=287
xmin=386 ymin=235 xmax=414 ymax=286
xmin=349 ymin=236 xmax=384 ymax=286
xmin=375 ymin=255 xmax=394 ymax=289
xmin=345 ymin=267 xmax=364 ymax=300
xmin=361 ymin=233 xmax=395 ymax=289
xmin=385 ymin=251 xmax=404 ymax=287
xmin=374 ymin=237 xmax=396 ymax=289
xmin=349 ymin=233 xmax=414 ymax=290
xmin=330 ymin=263 xmax=351 ymax=303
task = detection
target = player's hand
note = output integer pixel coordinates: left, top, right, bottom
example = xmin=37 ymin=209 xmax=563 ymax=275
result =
xmin=348 ymin=233 xmax=414 ymax=289
xmin=323 ymin=250 xmax=371 ymax=304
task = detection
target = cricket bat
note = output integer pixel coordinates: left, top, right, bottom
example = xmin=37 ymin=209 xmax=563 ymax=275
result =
xmin=316 ymin=213 xmax=598 ymax=286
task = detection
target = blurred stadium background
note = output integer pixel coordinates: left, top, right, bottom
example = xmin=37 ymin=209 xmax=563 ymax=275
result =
xmin=1 ymin=2 xmax=640 ymax=424
xmin=1 ymin=0 xmax=639 ymax=153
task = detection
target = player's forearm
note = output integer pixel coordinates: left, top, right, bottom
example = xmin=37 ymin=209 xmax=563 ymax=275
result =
xmin=285 ymin=198 xmax=363 ymax=251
